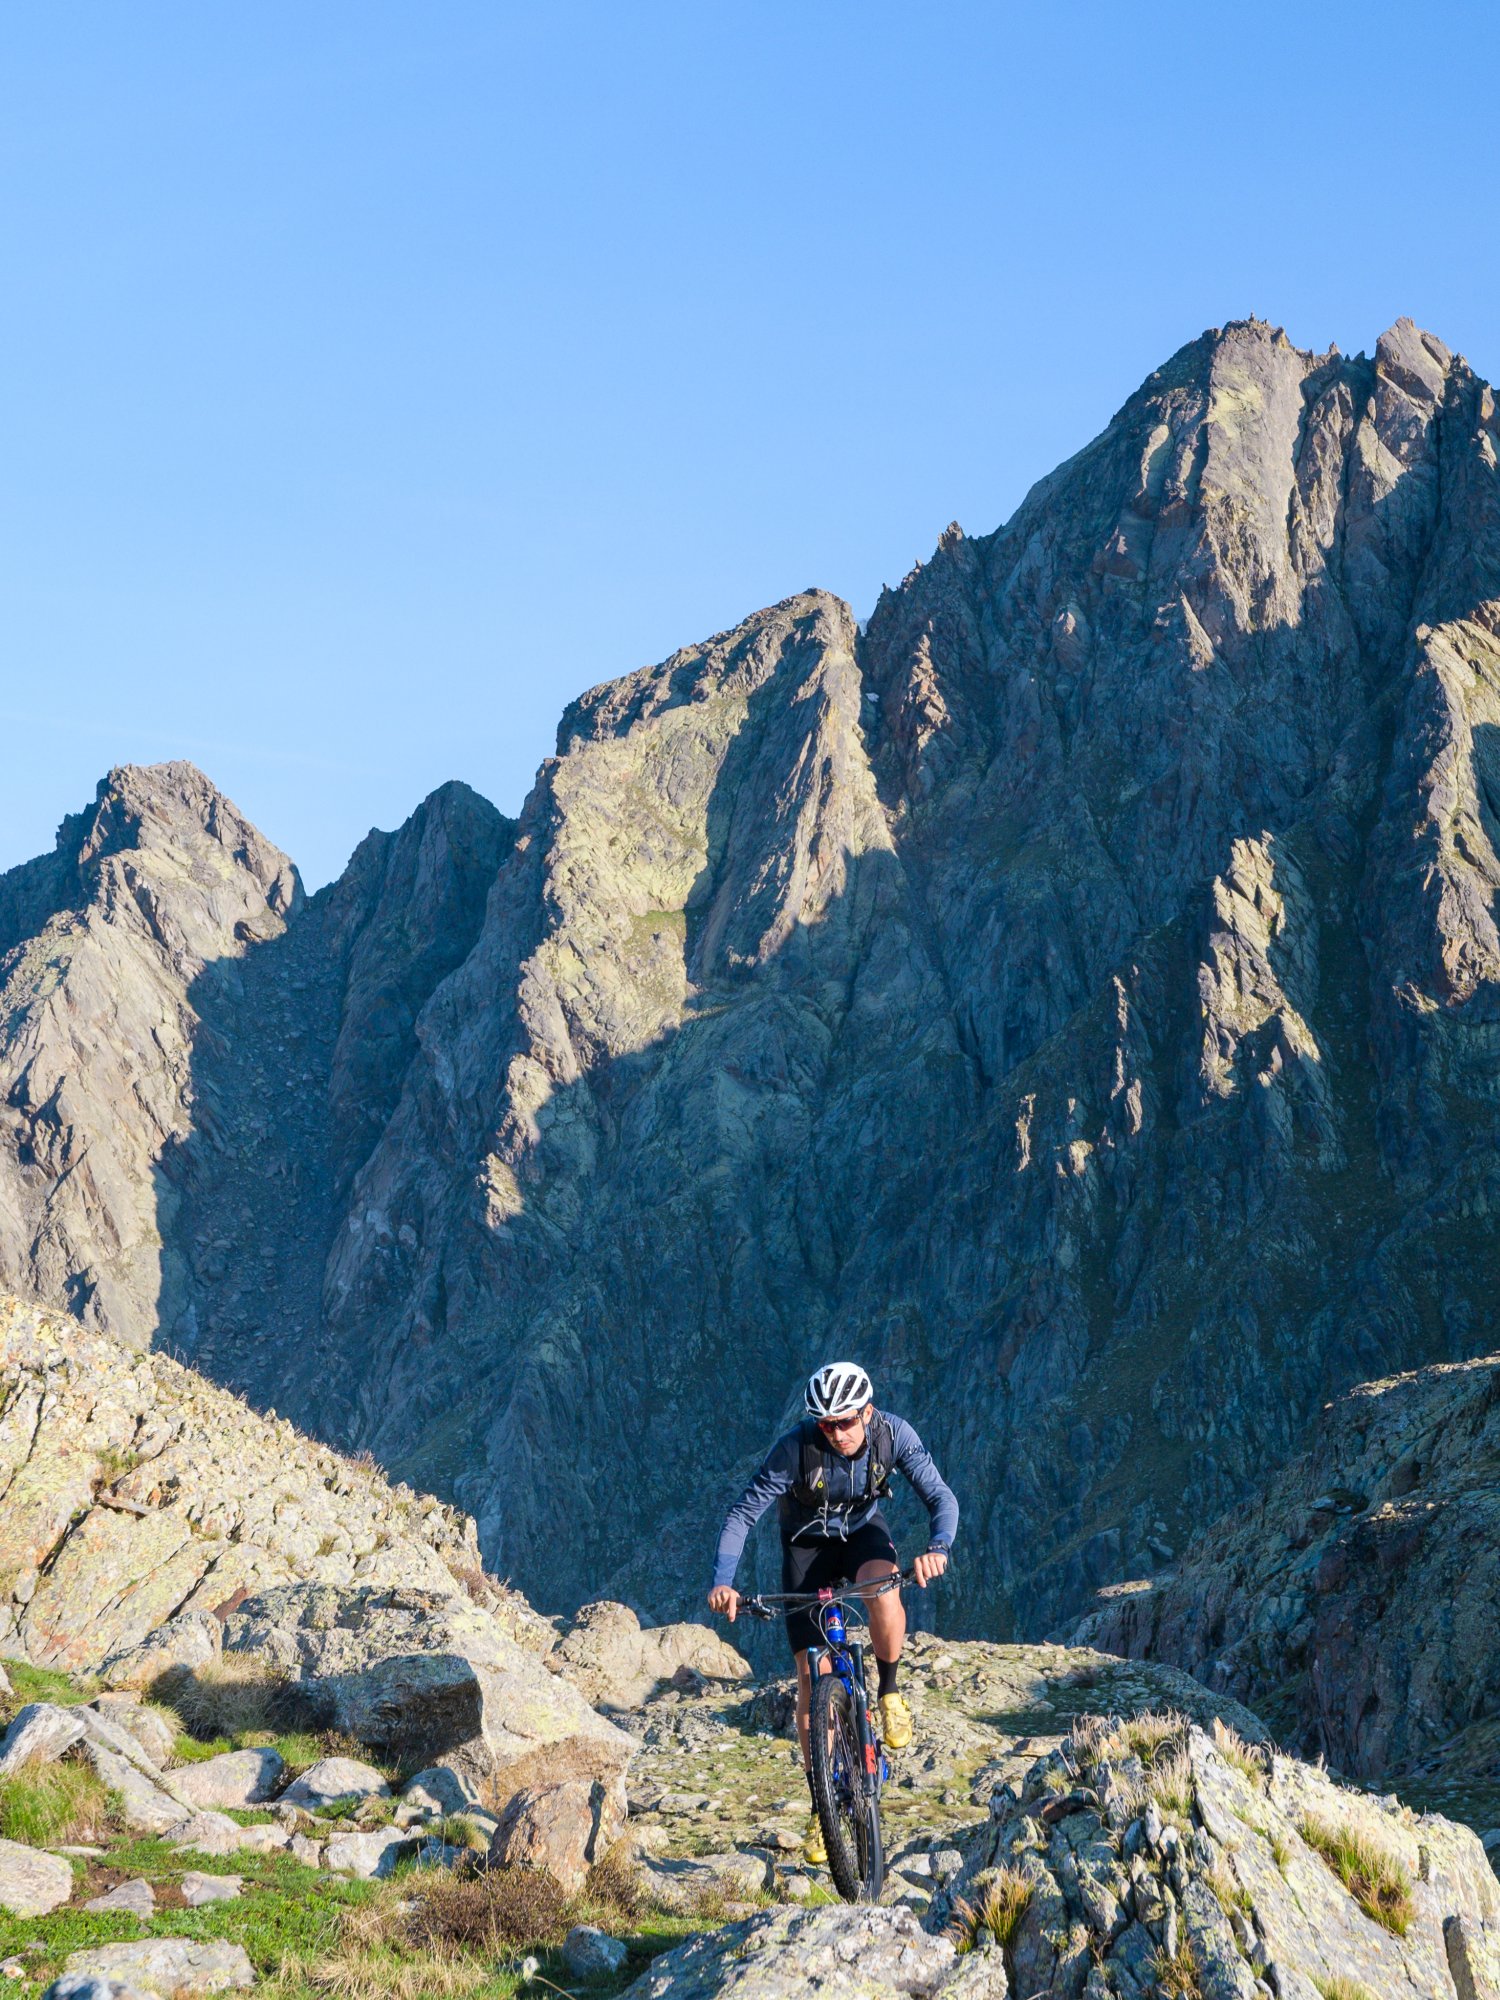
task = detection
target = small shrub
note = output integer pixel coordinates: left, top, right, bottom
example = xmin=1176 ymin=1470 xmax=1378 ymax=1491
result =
xmin=1153 ymin=1935 xmax=1204 ymax=1999
xmin=583 ymin=1846 xmax=648 ymax=1919
xmin=401 ymin=1866 xmax=573 ymax=1952
xmin=1316 ymin=1979 xmax=1376 ymax=2000
xmin=1299 ymin=1815 xmax=1414 ymax=1936
xmin=0 ymin=1761 xmax=110 ymax=1845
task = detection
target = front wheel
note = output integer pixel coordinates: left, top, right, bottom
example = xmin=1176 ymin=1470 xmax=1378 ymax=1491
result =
xmin=809 ymin=1672 xmax=884 ymax=1902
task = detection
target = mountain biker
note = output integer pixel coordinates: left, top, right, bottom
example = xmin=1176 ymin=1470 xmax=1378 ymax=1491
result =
xmin=707 ymin=1362 xmax=958 ymax=1868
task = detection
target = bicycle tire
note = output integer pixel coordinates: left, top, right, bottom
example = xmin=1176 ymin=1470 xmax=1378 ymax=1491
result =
xmin=809 ymin=1673 xmax=884 ymax=1902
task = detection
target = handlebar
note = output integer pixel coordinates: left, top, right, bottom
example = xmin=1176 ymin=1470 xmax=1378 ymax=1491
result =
xmin=737 ymin=1565 xmax=922 ymax=1623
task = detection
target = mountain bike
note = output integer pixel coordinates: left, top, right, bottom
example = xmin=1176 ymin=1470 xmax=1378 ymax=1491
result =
xmin=740 ymin=1567 xmax=914 ymax=1903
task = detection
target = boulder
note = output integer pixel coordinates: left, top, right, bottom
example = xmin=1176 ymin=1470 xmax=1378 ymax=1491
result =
xmin=164 ymin=1811 xmax=254 ymax=1856
xmin=88 ymin=1697 xmax=177 ymax=1769
xmin=564 ymin=1925 xmax=630 ymax=1980
xmin=489 ymin=1776 xmax=628 ymax=1893
xmin=615 ymin=1904 xmax=989 ymax=1997
xmin=173 ymin=1747 xmax=285 ymax=1809
xmin=555 ymin=1603 xmax=753 ymax=1710
xmin=0 ymin=1703 xmax=86 ymax=1773
xmin=634 ymin=1850 xmax=772 ymax=1914
xmin=0 ymin=1835 xmax=74 ymax=1917
xmin=401 ymin=1765 xmax=477 ymax=1817
xmin=324 ymin=1826 xmax=419 ymax=1879
xmin=180 ymin=1871 xmax=242 ymax=1906
xmin=83 ymin=1880 xmax=155 ymax=1917
xmin=78 ymin=1742 xmax=184 ymax=1834
xmin=224 ymin=1583 xmax=633 ymax=1798
xmin=279 ymin=1756 xmax=390 ymax=1809
xmin=100 ymin=1613 xmax=221 ymax=1692
xmin=232 ymin=1821 xmax=291 ymax=1854
xmin=59 ymin=1941 xmax=253 ymax=1998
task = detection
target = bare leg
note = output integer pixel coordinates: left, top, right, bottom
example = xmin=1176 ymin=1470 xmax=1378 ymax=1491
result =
xmin=857 ymin=1558 xmax=904 ymax=1674
xmin=794 ymin=1647 xmax=833 ymax=1769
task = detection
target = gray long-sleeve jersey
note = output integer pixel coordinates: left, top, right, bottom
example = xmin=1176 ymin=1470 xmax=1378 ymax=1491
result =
xmin=712 ymin=1411 xmax=958 ymax=1589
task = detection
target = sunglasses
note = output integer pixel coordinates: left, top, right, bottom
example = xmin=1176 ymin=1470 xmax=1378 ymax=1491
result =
xmin=816 ymin=1412 xmax=864 ymax=1435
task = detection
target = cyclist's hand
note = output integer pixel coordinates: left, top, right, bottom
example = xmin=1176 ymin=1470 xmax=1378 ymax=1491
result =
xmin=708 ymin=1585 xmax=740 ymax=1622
xmin=912 ymin=1550 xmax=948 ymax=1589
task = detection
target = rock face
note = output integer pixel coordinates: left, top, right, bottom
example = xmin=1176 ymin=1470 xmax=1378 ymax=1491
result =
xmin=931 ymin=1713 xmax=1500 ymax=2000
xmin=1071 ymin=1351 xmax=1500 ymax=1829
xmin=1 ymin=318 xmax=1499 ymax=1664
xmin=222 ymin=1581 xmax=633 ymax=1794
xmin=0 ymin=1292 xmax=512 ymax=1671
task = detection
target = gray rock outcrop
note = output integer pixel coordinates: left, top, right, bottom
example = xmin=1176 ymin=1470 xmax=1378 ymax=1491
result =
xmin=223 ymin=1580 xmax=632 ymax=1794
xmin=618 ymin=1904 xmax=1000 ymax=1998
xmin=0 ymin=1291 xmax=523 ymax=1671
xmin=1072 ymin=1350 xmax=1500 ymax=1828
xmin=931 ymin=1713 xmax=1500 ymax=2000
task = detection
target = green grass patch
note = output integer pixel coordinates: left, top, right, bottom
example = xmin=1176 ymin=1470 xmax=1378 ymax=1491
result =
xmin=1316 ymin=1979 xmax=1377 ymax=2000
xmin=0 ymin=1853 xmax=382 ymax=1991
xmin=0 ymin=1762 xmax=110 ymax=1846
xmin=1 ymin=1658 xmax=101 ymax=1712
xmin=1299 ymin=1815 xmax=1414 ymax=1936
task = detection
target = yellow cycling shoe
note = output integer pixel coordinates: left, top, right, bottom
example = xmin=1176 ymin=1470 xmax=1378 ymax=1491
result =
xmin=803 ymin=1814 xmax=828 ymax=1867
xmin=879 ymin=1691 xmax=913 ymax=1750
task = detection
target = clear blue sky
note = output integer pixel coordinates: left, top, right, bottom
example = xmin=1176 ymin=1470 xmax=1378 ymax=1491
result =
xmin=4 ymin=3 xmax=1497 ymax=888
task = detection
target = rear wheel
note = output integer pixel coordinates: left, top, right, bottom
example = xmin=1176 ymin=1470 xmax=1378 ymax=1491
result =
xmin=809 ymin=1672 xmax=884 ymax=1902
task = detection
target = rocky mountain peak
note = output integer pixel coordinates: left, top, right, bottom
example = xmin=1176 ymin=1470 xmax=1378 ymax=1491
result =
xmin=0 ymin=319 xmax=1495 ymax=1681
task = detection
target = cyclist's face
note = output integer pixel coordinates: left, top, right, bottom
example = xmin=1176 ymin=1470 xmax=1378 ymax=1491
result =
xmin=815 ymin=1403 xmax=872 ymax=1454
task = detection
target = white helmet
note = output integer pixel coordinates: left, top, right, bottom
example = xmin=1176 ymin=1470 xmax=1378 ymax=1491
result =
xmin=805 ymin=1362 xmax=873 ymax=1420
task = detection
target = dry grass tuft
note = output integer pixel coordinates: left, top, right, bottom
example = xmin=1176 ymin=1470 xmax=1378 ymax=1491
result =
xmin=1299 ymin=1815 xmax=1414 ymax=1936
xmin=1146 ymin=1745 xmax=1195 ymax=1828
xmin=1114 ymin=1710 xmax=1188 ymax=1766
xmin=156 ymin=1649 xmax=302 ymax=1740
xmin=1315 ymin=1979 xmax=1377 ymax=2000
xmin=1153 ymin=1935 xmax=1204 ymax=1998
xmin=948 ymin=1867 xmax=1034 ymax=1955
xmin=1212 ymin=1716 xmax=1267 ymax=1783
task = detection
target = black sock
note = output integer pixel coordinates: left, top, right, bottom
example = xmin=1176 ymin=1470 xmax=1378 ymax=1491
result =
xmin=877 ymin=1657 xmax=899 ymax=1697
xmin=805 ymin=1767 xmax=817 ymax=1802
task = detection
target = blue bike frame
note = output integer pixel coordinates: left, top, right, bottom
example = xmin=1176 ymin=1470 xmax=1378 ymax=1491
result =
xmin=806 ymin=1588 xmax=889 ymax=1801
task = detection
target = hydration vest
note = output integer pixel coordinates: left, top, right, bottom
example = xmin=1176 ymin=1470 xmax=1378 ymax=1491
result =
xmin=790 ymin=1412 xmax=895 ymax=1517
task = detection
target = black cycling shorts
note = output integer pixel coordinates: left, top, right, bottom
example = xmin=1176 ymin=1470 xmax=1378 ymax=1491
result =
xmin=779 ymin=1513 xmax=899 ymax=1655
